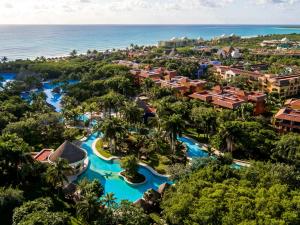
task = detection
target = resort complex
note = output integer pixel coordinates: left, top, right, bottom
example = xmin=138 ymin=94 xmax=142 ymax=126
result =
xmin=1 ymin=32 xmax=300 ymax=225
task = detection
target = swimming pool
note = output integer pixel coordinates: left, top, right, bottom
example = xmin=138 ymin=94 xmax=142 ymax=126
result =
xmin=78 ymin=133 xmax=170 ymax=202
xmin=178 ymin=136 xmax=209 ymax=158
xmin=21 ymin=80 xmax=79 ymax=112
xmin=0 ymin=73 xmax=16 ymax=87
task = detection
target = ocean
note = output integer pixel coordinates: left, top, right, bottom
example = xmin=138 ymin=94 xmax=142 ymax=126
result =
xmin=0 ymin=25 xmax=300 ymax=60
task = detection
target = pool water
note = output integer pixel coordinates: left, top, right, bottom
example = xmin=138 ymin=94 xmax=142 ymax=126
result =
xmin=178 ymin=136 xmax=209 ymax=158
xmin=79 ymin=133 xmax=170 ymax=202
xmin=21 ymin=80 xmax=79 ymax=112
xmin=0 ymin=73 xmax=16 ymax=87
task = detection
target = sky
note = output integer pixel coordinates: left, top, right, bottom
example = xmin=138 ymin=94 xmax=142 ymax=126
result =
xmin=0 ymin=0 xmax=299 ymax=24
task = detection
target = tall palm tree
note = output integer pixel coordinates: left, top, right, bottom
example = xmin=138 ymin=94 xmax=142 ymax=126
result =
xmin=162 ymin=114 xmax=185 ymax=153
xmin=219 ymin=123 xmax=239 ymax=152
xmin=99 ymin=91 xmax=125 ymax=118
xmin=76 ymin=192 xmax=99 ymax=223
xmin=70 ymin=49 xmax=77 ymax=58
xmin=45 ymin=159 xmax=72 ymax=193
xmin=102 ymin=193 xmax=116 ymax=208
xmin=100 ymin=117 xmax=126 ymax=154
xmin=120 ymin=101 xmax=143 ymax=128
xmin=1 ymin=56 xmax=8 ymax=63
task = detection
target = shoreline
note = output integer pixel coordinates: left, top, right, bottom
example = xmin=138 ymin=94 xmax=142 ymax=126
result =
xmin=2 ymin=28 xmax=300 ymax=61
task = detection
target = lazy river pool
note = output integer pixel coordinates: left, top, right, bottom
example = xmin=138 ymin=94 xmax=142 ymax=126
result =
xmin=78 ymin=133 xmax=170 ymax=202
xmin=20 ymin=80 xmax=79 ymax=112
xmin=1 ymin=73 xmax=78 ymax=112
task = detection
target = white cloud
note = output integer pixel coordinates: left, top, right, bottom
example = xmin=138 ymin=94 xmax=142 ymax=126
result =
xmin=256 ymin=0 xmax=299 ymax=4
xmin=0 ymin=0 xmax=299 ymax=24
xmin=4 ymin=2 xmax=13 ymax=8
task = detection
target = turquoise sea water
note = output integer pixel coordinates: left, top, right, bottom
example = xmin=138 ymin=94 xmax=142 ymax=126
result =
xmin=0 ymin=25 xmax=300 ymax=60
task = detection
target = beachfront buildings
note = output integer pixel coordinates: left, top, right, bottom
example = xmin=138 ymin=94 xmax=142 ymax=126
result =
xmin=274 ymin=99 xmax=300 ymax=133
xmin=216 ymin=47 xmax=242 ymax=59
xmin=158 ymin=37 xmax=204 ymax=48
xmin=189 ymin=86 xmax=266 ymax=115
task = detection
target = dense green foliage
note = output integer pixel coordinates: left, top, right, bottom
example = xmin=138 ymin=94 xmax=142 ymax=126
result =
xmin=162 ymin=160 xmax=300 ymax=225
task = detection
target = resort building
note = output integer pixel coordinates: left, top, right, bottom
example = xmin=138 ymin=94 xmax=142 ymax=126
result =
xmin=274 ymin=99 xmax=300 ymax=133
xmin=114 ymin=60 xmax=140 ymax=69
xmin=214 ymin=65 xmax=263 ymax=81
xmin=33 ymin=141 xmax=88 ymax=177
xmin=260 ymin=37 xmax=300 ymax=49
xmin=32 ymin=149 xmax=53 ymax=163
xmin=48 ymin=141 xmax=88 ymax=176
xmin=189 ymin=86 xmax=266 ymax=115
xmin=136 ymin=96 xmax=156 ymax=123
xmin=216 ymin=46 xmax=242 ymax=59
xmin=258 ymin=73 xmax=300 ymax=97
xmin=130 ymin=67 xmax=177 ymax=84
xmin=157 ymin=76 xmax=207 ymax=96
xmin=158 ymin=37 xmax=204 ymax=48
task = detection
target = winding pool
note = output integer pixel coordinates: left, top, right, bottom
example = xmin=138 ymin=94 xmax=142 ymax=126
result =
xmin=21 ymin=80 xmax=79 ymax=112
xmin=178 ymin=136 xmax=209 ymax=158
xmin=78 ymin=133 xmax=170 ymax=202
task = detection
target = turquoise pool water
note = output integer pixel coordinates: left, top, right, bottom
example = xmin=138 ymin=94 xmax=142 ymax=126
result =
xmin=79 ymin=134 xmax=243 ymax=202
xmin=0 ymin=73 xmax=16 ymax=87
xmin=178 ymin=136 xmax=209 ymax=158
xmin=79 ymin=133 xmax=170 ymax=202
xmin=20 ymin=80 xmax=79 ymax=112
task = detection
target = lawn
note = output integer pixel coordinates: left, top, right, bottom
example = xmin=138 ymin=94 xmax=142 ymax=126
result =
xmin=184 ymin=128 xmax=208 ymax=143
xmin=142 ymin=154 xmax=171 ymax=175
xmin=95 ymin=138 xmax=113 ymax=159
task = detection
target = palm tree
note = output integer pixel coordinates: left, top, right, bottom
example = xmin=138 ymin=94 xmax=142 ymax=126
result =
xmin=102 ymin=193 xmax=116 ymax=208
xmin=100 ymin=117 xmax=126 ymax=154
xmin=70 ymin=49 xmax=77 ymax=58
xmin=76 ymin=192 xmax=99 ymax=223
xmin=219 ymin=123 xmax=239 ymax=152
xmin=45 ymin=159 xmax=72 ymax=193
xmin=1 ymin=56 xmax=8 ymax=63
xmin=162 ymin=114 xmax=185 ymax=153
xmin=99 ymin=91 xmax=125 ymax=118
xmin=120 ymin=101 xmax=143 ymax=128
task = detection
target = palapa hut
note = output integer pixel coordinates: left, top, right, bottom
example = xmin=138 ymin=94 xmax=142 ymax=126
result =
xmin=48 ymin=141 xmax=87 ymax=175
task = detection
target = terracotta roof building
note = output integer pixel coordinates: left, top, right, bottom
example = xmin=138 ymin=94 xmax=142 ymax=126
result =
xmin=274 ymin=99 xmax=300 ymax=133
xmin=158 ymin=76 xmax=207 ymax=96
xmin=189 ymin=86 xmax=266 ymax=115
xmin=259 ymin=73 xmax=300 ymax=97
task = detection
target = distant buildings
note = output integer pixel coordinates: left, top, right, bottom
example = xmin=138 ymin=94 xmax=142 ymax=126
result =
xmin=260 ymin=37 xmax=300 ymax=49
xmin=274 ymin=99 xmax=300 ymax=133
xmin=216 ymin=47 xmax=242 ymax=59
xmin=158 ymin=37 xmax=204 ymax=48
xmin=189 ymin=85 xmax=266 ymax=115
xmin=213 ymin=65 xmax=300 ymax=97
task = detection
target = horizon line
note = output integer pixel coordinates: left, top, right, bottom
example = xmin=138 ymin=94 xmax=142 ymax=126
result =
xmin=0 ymin=23 xmax=300 ymax=26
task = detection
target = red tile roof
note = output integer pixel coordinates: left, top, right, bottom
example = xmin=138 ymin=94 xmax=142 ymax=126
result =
xmin=275 ymin=108 xmax=300 ymax=123
xmin=34 ymin=149 xmax=53 ymax=162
